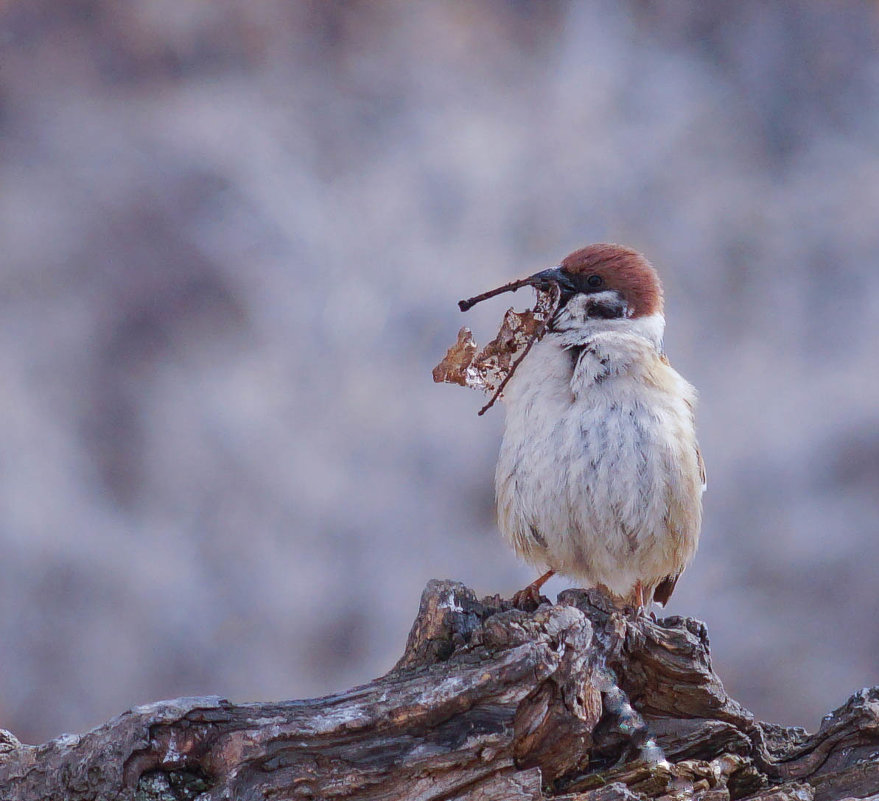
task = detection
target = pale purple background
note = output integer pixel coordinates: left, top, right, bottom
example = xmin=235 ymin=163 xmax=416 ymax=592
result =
xmin=1 ymin=1 xmax=878 ymax=743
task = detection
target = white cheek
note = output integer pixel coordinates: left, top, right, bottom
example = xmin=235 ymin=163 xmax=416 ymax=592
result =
xmin=562 ymin=294 xmax=591 ymax=322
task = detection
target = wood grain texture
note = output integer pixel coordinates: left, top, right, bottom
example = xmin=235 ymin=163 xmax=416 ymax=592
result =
xmin=0 ymin=580 xmax=877 ymax=800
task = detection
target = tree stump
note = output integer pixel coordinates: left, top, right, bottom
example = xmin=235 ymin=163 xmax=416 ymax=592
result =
xmin=1 ymin=580 xmax=878 ymax=800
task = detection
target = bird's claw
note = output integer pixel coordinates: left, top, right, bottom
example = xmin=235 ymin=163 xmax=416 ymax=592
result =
xmin=511 ymin=584 xmax=546 ymax=611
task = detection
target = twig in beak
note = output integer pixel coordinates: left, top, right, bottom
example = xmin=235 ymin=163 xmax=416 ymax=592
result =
xmin=458 ymin=277 xmax=535 ymax=312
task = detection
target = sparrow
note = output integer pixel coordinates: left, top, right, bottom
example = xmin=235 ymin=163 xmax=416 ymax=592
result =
xmin=488 ymin=244 xmax=705 ymax=610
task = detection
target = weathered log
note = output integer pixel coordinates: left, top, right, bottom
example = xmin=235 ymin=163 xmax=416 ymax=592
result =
xmin=1 ymin=580 xmax=877 ymax=800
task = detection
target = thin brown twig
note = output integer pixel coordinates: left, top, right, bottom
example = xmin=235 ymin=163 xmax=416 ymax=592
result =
xmin=477 ymin=283 xmax=561 ymax=416
xmin=458 ymin=277 xmax=534 ymax=312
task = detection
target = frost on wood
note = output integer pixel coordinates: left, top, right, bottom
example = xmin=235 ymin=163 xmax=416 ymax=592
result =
xmin=1 ymin=581 xmax=878 ymax=801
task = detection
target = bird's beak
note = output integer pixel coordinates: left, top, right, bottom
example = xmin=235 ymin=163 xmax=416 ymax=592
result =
xmin=521 ymin=266 xmax=577 ymax=298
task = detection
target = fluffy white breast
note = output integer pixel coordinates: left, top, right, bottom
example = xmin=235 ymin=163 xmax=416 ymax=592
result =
xmin=495 ymin=310 xmax=702 ymax=598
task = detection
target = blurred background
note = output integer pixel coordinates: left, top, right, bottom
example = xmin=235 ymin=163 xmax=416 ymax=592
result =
xmin=1 ymin=0 xmax=878 ymax=745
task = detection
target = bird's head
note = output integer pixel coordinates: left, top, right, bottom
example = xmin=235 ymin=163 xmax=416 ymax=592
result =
xmin=458 ymin=243 xmax=663 ymax=325
xmin=526 ymin=244 xmax=664 ymax=323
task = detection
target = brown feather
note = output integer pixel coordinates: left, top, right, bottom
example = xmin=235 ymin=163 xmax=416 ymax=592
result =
xmin=561 ymin=243 xmax=664 ymax=318
xmin=653 ymin=574 xmax=679 ymax=606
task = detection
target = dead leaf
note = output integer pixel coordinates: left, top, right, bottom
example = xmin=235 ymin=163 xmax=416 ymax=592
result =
xmin=433 ymin=288 xmax=555 ymax=396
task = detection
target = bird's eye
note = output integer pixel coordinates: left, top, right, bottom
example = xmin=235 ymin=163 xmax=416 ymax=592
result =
xmin=586 ymin=274 xmax=603 ymax=288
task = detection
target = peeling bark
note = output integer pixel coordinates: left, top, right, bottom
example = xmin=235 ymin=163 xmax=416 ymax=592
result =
xmin=1 ymin=581 xmax=877 ymax=801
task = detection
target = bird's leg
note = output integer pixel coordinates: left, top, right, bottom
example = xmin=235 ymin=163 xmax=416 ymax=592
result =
xmin=512 ymin=569 xmax=555 ymax=610
xmin=635 ymin=580 xmax=645 ymax=610
xmin=623 ymin=580 xmax=647 ymax=618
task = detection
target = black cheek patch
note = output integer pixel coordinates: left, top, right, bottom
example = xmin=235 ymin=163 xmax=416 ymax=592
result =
xmin=585 ymin=296 xmax=628 ymax=319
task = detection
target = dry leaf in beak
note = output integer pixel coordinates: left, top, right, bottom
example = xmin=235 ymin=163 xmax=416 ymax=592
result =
xmin=433 ymin=286 xmax=560 ymax=413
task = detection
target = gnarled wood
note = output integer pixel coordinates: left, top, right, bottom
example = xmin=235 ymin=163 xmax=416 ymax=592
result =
xmin=0 ymin=580 xmax=877 ymax=800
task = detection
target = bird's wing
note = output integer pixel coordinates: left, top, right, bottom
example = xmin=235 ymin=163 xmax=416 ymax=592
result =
xmin=696 ymin=443 xmax=707 ymax=493
xmin=684 ymin=393 xmax=707 ymax=493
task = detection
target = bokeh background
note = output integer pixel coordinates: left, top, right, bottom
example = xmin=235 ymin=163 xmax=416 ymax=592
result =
xmin=1 ymin=1 xmax=878 ymax=745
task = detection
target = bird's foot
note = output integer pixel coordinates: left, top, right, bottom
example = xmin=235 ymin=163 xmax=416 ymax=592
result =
xmin=511 ymin=584 xmax=545 ymax=611
xmin=511 ymin=569 xmax=555 ymax=612
xmin=620 ymin=581 xmax=650 ymax=619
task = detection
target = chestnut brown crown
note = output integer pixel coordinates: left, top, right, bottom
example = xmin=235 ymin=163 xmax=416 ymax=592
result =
xmin=560 ymin=244 xmax=664 ymax=318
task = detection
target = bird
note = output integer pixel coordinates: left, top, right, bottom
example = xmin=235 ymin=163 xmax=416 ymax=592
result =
xmin=488 ymin=243 xmax=705 ymax=611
